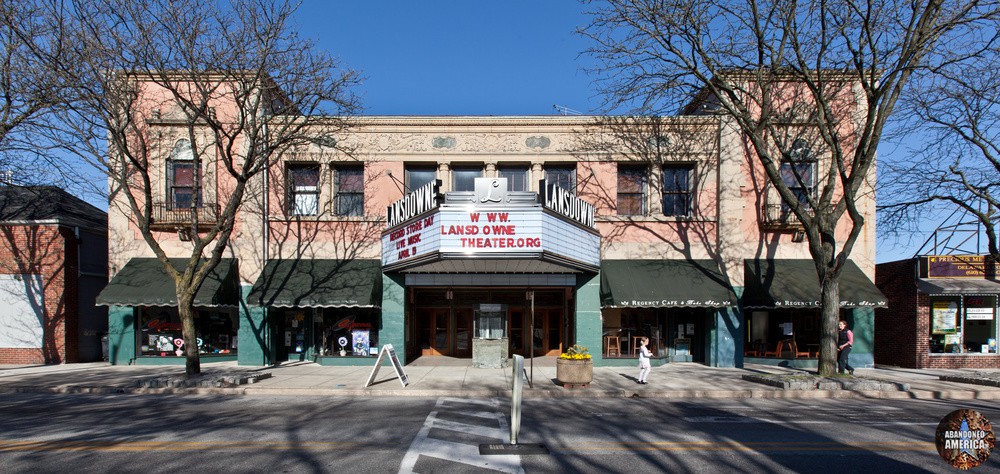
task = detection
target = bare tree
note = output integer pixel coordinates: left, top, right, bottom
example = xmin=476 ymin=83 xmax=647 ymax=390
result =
xmin=49 ymin=0 xmax=360 ymax=376
xmin=582 ymin=0 xmax=999 ymax=374
xmin=879 ymin=46 xmax=1000 ymax=272
xmin=0 ymin=1 xmax=77 ymax=188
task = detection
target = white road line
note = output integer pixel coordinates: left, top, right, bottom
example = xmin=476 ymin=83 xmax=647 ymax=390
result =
xmin=398 ymin=398 xmax=523 ymax=474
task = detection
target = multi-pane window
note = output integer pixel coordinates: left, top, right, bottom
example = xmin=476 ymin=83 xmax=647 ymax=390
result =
xmin=780 ymin=139 xmax=815 ymax=212
xmin=662 ymin=165 xmax=692 ymax=217
xmin=334 ymin=165 xmax=364 ymax=216
xmin=404 ymin=165 xmax=436 ymax=193
xmin=167 ymin=139 xmax=199 ymax=209
xmin=617 ymin=165 xmax=648 ymax=216
xmin=498 ymin=165 xmax=528 ymax=192
xmin=451 ymin=165 xmax=482 ymax=192
xmin=287 ymin=163 xmax=320 ymax=216
xmin=545 ymin=165 xmax=576 ymax=192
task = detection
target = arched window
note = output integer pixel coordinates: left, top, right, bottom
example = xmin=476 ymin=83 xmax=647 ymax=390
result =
xmin=166 ymin=139 xmax=200 ymax=209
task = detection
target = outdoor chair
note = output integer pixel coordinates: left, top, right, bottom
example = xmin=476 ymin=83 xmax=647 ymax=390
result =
xmin=763 ymin=340 xmax=784 ymax=357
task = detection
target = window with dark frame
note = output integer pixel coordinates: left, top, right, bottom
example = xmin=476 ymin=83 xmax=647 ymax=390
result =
xmin=498 ymin=165 xmax=529 ymax=192
xmin=779 ymin=139 xmax=815 ymax=214
xmin=166 ymin=139 xmax=200 ymax=209
xmin=334 ymin=165 xmax=364 ymax=217
xmin=661 ymin=164 xmax=692 ymax=217
xmin=287 ymin=163 xmax=320 ymax=216
xmin=404 ymin=165 xmax=436 ymax=194
xmin=617 ymin=165 xmax=648 ymax=216
xmin=451 ymin=165 xmax=482 ymax=192
xmin=544 ymin=165 xmax=576 ymax=192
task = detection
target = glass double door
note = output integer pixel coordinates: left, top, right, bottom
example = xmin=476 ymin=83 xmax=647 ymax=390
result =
xmin=413 ymin=306 xmax=565 ymax=358
xmin=415 ymin=307 xmax=472 ymax=357
xmin=509 ymin=307 xmax=564 ymax=357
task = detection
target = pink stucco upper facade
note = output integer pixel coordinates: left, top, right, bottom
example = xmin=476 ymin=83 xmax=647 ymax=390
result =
xmin=107 ymin=77 xmax=877 ymax=288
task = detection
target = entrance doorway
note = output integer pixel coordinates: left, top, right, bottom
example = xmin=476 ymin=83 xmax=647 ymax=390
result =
xmin=408 ymin=288 xmax=569 ymax=360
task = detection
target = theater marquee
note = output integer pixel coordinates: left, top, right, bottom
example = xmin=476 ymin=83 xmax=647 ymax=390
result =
xmin=382 ymin=178 xmax=600 ymax=272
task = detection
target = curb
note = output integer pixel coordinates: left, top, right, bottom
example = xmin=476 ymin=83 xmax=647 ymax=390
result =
xmin=5 ymin=384 xmax=1000 ymax=400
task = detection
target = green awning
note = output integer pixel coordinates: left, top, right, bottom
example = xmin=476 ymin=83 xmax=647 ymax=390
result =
xmin=600 ymin=260 xmax=736 ymax=308
xmin=97 ymin=258 xmax=239 ymax=307
xmin=248 ymin=259 xmax=381 ymax=308
xmin=743 ymin=259 xmax=887 ymax=309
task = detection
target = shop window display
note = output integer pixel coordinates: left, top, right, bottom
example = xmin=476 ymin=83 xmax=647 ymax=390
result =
xmin=929 ymin=295 xmax=998 ymax=354
xmin=315 ymin=309 xmax=378 ymax=356
xmin=138 ymin=308 xmax=237 ymax=357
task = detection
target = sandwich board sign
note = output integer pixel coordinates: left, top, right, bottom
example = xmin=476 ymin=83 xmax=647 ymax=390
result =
xmin=365 ymin=344 xmax=409 ymax=388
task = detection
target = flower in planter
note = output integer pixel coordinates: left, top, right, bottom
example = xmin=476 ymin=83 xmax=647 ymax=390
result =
xmin=559 ymin=344 xmax=592 ymax=360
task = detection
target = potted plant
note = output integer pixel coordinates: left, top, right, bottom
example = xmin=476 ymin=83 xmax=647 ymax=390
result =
xmin=556 ymin=343 xmax=593 ymax=388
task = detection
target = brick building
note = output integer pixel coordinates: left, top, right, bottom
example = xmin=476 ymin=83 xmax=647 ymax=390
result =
xmin=0 ymin=186 xmax=108 ymax=364
xmin=876 ymin=256 xmax=1000 ymax=368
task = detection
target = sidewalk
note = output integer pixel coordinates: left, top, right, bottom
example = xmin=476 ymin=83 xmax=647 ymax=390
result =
xmin=2 ymin=360 xmax=1000 ymax=400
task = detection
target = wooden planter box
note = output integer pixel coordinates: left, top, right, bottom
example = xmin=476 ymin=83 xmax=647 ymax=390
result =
xmin=556 ymin=358 xmax=593 ymax=388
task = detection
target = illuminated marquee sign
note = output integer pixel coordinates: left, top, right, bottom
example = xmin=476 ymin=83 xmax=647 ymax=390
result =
xmin=381 ymin=178 xmax=600 ymax=270
xmin=385 ymin=180 xmax=441 ymax=229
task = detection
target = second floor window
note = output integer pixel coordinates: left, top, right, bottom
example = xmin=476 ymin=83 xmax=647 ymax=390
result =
xmin=617 ymin=165 xmax=647 ymax=216
xmin=405 ymin=165 xmax=436 ymax=194
xmin=498 ymin=165 xmax=528 ymax=192
xmin=662 ymin=165 xmax=692 ymax=217
xmin=452 ymin=165 xmax=482 ymax=192
xmin=334 ymin=165 xmax=364 ymax=217
xmin=288 ymin=163 xmax=320 ymax=216
xmin=780 ymin=139 xmax=815 ymax=212
xmin=167 ymin=139 xmax=199 ymax=209
xmin=545 ymin=165 xmax=576 ymax=192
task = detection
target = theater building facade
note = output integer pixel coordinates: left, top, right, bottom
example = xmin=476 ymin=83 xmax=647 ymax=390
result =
xmin=100 ymin=79 xmax=883 ymax=368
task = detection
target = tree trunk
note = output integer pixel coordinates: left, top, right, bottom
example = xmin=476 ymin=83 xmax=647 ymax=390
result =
xmin=177 ymin=295 xmax=201 ymax=377
xmin=818 ymin=276 xmax=840 ymax=376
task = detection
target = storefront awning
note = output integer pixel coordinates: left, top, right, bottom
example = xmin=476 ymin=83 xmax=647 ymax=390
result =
xmin=97 ymin=258 xmax=239 ymax=307
xmin=743 ymin=259 xmax=887 ymax=309
xmin=600 ymin=260 xmax=736 ymax=308
xmin=918 ymin=278 xmax=1000 ymax=295
xmin=248 ymin=259 xmax=381 ymax=308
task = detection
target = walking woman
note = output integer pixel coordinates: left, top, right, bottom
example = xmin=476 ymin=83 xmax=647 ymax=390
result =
xmin=637 ymin=337 xmax=652 ymax=384
xmin=837 ymin=320 xmax=855 ymax=375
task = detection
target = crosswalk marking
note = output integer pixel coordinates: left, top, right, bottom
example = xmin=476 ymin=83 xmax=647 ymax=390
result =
xmin=398 ymin=397 xmax=523 ymax=474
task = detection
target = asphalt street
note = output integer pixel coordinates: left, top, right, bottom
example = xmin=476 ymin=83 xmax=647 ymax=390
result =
xmin=1 ymin=393 xmax=997 ymax=473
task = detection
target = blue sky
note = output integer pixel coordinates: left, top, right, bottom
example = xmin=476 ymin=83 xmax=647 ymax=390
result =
xmin=295 ymin=1 xmax=601 ymax=115
xmin=296 ymin=1 xmax=942 ymax=262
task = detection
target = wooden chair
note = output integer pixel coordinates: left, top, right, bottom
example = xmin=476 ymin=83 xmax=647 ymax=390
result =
xmin=763 ymin=340 xmax=784 ymax=357
xmin=789 ymin=340 xmax=810 ymax=358
xmin=604 ymin=336 xmax=621 ymax=357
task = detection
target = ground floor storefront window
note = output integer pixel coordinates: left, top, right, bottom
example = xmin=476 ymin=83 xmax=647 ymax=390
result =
xmin=929 ymin=295 xmax=998 ymax=354
xmin=745 ymin=309 xmax=831 ymax=358
xmin=314 ymin=308 xmax=379 ymax=357
xmin=138 ymin=307 xmax=238 ymax=357
xmin=601 ymin=308 xmax=706 ymax=361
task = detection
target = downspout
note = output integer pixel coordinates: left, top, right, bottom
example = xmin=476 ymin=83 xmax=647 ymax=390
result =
xmin=261 ymin=111 xmax=271 ymax=365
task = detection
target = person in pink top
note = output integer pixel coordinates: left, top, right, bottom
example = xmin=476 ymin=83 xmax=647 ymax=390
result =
xmin=837 ymin=320 xmax=855 ymax=375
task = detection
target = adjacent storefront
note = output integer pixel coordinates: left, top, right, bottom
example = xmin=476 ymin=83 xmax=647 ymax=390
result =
xmin=744 ymin=259 xmax=886 ymax=367
xmin=876 ymin=256 xmax=1000 ymax=368
xmin=98 ymin=258 xmax=241 ymax=365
